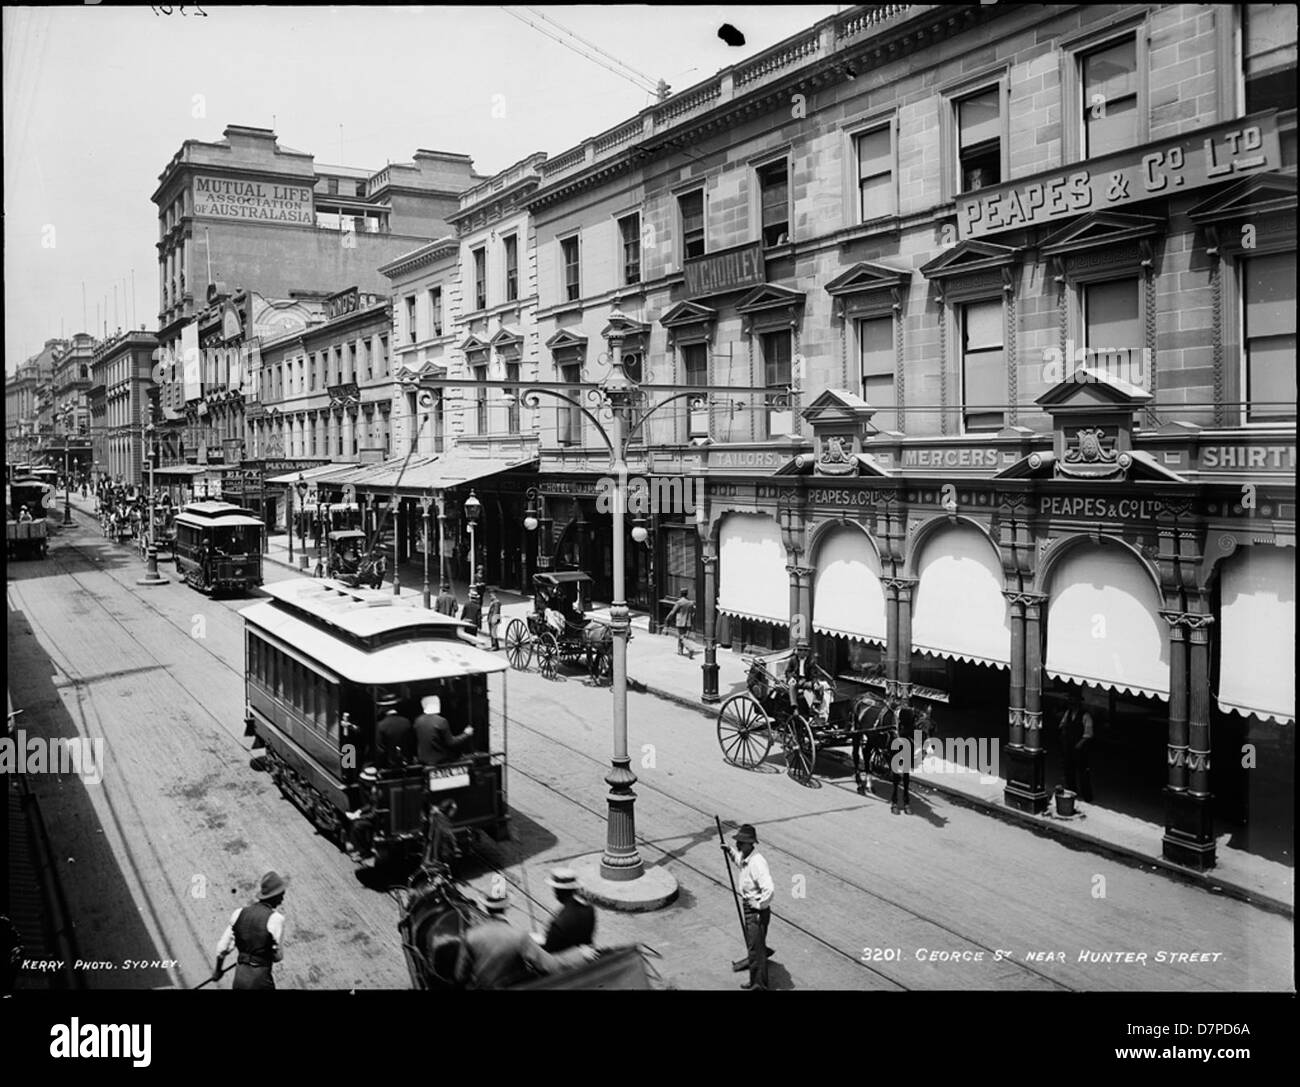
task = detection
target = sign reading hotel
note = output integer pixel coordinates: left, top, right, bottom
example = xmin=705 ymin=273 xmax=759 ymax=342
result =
xmin=192 ymin=175 xmax=314 ymax=225
xmin=683 ymin=242 xmax=764 ymax=298
xmin=957 ymin=113 xmax=1280 ymax=240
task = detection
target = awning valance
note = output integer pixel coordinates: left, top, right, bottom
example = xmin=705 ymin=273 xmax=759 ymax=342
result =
xmin=1045 ymin=546 xmax=1168 ymax=699
xmin=265 ymin=463 xmax=351 ymax=485
xmin=911 ymin=525 xmax=1010 ymax=667
xmin=1217 ymin=545 xmax=1294 ymax=724
xmin=717 ymin=513 xmax=788 ymax=626
xmin=812 ymin=526 xmax=886 ymax=644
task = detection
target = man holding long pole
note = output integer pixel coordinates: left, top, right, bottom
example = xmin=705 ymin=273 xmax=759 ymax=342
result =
xmin=718 ymin=819 xmax=774 ymax=990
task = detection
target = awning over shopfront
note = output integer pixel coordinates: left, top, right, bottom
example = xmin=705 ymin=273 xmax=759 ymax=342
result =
xmin=265 ymin=463 xmax=351 ymax=486
xmin=911 ymin=524 xmax=1010 ymax=667
xmin=387 ymin=449 xmax=538 ymax=495
xmin=717 ymin=512 xmax=788 ymax=627
xmin=812 ymin=526 xmax=886 ymax=644
xmin=1217 ymin=545 xmax=1295 ymax=724
xmin=1045 ymin=546 xmax=1168 ymax=699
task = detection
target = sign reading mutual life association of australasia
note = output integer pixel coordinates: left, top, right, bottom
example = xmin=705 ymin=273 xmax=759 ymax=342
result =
xmin=192 ymin=175 xmax=315 ymax=225
xmin=957 ymin=112 xmax=1280 ymax=240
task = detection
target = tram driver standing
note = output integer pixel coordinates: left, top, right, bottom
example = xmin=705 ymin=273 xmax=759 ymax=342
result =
xmin=414 ymin=693 xmax=474 ymax=767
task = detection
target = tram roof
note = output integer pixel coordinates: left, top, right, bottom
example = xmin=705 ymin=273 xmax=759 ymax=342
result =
xmin=241 ymin=580 xmax=507 ymax=683
xmin=254 ymin=578 xmax=476 ymax=641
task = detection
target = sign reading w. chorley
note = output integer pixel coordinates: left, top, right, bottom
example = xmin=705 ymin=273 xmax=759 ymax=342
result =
xmin=957 ymin=113 xmax=1280 ymax=240
xmin=192 ymin=176 xmax=314 ymax=224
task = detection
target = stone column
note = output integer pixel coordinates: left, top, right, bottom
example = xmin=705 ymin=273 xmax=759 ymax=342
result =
xmin=1005 ymin=592 xmax=1047 ymax=813
xmin=1163 ymin=610 xmax=1216 ymax=870
xmin=795 ymin=565 xmax=814 ymax=647
xmin=786 ymin=561 xmax=803 ymax=647
xmin=890 ymin=577 xmax=917 ymax=702
xmin=1161 ymin=611 xmax=1190 ymax=795
xmin=343 ymin=409 xmax=355 ymax=461
xmin=701 ymin=548 xmax=719 ymax=703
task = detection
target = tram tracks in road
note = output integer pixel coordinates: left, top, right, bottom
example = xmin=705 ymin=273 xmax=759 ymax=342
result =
xmin=35 ymin=517 xmax=1072 ymax=990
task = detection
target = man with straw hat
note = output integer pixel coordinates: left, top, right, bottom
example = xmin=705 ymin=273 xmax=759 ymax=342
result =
xmin=542 ymin=867 xmax=596 ymax=953
xmin=454 ymin=887 xmax=594 ymax=989
xmin=212 ymin=871 xmax=288 ymax=990
xmin=721 ymin=824 xmax=774 ymax=990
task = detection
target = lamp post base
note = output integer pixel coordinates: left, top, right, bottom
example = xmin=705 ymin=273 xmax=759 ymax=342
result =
xmin=137 ymin=546 xmax=169 ymax=586
xmin=62 ymin=504 xmax=74 ymax=526
xmin=569 ymin=853 xmax=679 ymax=913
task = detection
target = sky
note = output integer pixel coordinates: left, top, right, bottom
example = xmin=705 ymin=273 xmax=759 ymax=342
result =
xmin=3 ymin=3 xmax=841 ymax=373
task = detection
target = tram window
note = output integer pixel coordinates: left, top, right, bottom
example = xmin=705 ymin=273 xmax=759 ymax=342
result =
xmin=304 ymin=671 xmax=315 ymax=726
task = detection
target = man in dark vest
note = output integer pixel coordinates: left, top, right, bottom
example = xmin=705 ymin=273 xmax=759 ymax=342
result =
xmin=413 ymin=694 xmax=474 ymax=766
xmin=1059 ymin=689 xmax=1095 ymax=802
xmin=542 ymin=868 xmax=596 ymax=953
xmin=212 ymin=871 xmax=287 ymax=990
xmin=375 ymin=689 xmax=414 ymax=768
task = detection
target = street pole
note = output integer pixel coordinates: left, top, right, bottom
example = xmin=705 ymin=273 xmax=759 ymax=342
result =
xmin=600 ymin=329 xmax=645 ymax=883
xmin=420 ymin=493 xmax=432 ymax=609
xmin=62 ymin=446 xmax=73 ymax=525
xmin=138 ymin=423 xmax=167 ymax=586
xmin=468 ymin=521 xmax=477 ymax=591
xmin=437 ymin=495 xmax=449 ymax=594
xmin=288 ymin=484 xmax=294 ymax=565
xmin=393 ymin=501 xmax=401 ymax=596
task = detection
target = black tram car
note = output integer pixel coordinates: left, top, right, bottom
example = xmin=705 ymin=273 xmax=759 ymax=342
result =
xmin=173 ymin=500 xmax=264 ymax=593
xmin=240 ymin=579 xmax=510 ymax=865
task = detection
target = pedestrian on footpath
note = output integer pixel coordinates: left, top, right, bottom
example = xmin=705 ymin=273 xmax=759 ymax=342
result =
xmin=663 ymin=590 xmax=696 ymax=658
xmin=542 ymin=868 xmax=596 ymax=953
xmin=460 ymin=589 xmax=482 ymax=637
xmin=720 ymin=823 xmax=774 ymax=990
xmin=1059 ymin=689 xmax=1094 ymax=802
xmin=435 ymin=584 xmax=458 ymax=616
xmin=212 ymin=871 xmax=287 ymax=990
xmin=485 ymin=590 xmax=502 ymax=650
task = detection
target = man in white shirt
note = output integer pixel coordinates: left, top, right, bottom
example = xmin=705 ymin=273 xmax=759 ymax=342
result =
xmin=721 ymin=823 xmax=774 ymax=990
xmin=212 ymin=871 xmax=287 ymax=990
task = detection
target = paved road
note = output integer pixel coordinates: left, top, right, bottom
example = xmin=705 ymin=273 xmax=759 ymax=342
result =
xmin=6 ymin=516 xmax=1293 ymax=990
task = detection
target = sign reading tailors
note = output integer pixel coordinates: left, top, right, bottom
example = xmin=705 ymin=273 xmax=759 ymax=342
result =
xmin=683 ymin=242 xmax=764 ymax=298
xmin=192 ymin=175 xmax=314 ymax=225
xmin=957 ymin=113 xmax=1280 ymax=240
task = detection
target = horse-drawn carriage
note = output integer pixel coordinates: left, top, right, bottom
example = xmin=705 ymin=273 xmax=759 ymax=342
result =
xmin=502 ymin=571 xmax=616 ymax=683
xmin=322 ymin=529 xmax=385 ymax=589
xmin=716 ymin=649 xmax=930 ymax=789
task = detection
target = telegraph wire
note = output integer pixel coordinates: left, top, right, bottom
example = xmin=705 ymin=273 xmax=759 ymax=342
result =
xmin=499 ymin=7 xmax=660 ymax=97
xmin=521 ymin=6 xmax=662 ymax=91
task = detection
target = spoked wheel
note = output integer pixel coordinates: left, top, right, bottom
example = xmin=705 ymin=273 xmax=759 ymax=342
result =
xmin=716 ymin=694 xmax=773 ymax=770
xmin=504 ymin=619 xmax=532 ymax=670
xmin=537 ymin=632 xmax=559 ymax=680
xmin=588 ymin=643 xmax=612 ymax=685
xmin=782 ymin=714 xmax=818 ymax=784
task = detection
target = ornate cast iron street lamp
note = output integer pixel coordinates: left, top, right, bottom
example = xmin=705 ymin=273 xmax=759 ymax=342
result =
xmin=294 ymin=473 xmax=309 ymax=569
xmin=419 ymin=492 xmax=434 ymax=609
xmin=463 ymin=489 xmax=482 ymax=591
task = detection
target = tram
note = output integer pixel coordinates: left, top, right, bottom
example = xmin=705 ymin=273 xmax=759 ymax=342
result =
xmin=173 ymin=500 xmax=265 ymax=593
xmin=6 ymin=473 xmax=54 ymax=560
xmin=240 ymin=578 xmax=510 ymax=864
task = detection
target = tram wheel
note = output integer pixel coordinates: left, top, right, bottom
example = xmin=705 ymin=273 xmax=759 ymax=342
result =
xmin=537 ymin=632 xmax=559 ymax=680
xmin=504 ymin=619 xmax=532 ymax=670
xmin=716 ymin=694 xmax=772 ymax=769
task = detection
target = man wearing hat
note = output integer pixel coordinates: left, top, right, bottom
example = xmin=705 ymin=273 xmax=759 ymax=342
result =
xmin=542 ymin=868 xmax=596 ymax=953
xmin=460 ymin=589 xmax=483 ymax=637
xmin=413 ymin=694 xmax=474 ymax=767
xmin=721 ymin=824 xmax=774 ymax=990
xmin=374 ymin=690 xmax=414 ymax=768
xmin=454 ymin=888 xmax=593 ymax=989
xmin=212 ymin=871 xmax=288 ymax=990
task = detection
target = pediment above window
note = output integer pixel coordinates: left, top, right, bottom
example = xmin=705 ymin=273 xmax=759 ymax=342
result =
xmin=489 ymin=326 xmax=522 ymax=352
xmin=825 ymin=261 xmax=911 ymax=297
xmin=1189 ymin=173 xmax=1297 ymax=226
xmin=1034 ymin=366 xmax=1156 ymax=480
xmin=1039 ymin=212 xmax=1164 ymax=259
xmin=458 ymin=333 xmax=489 ymax=353
xmin=735 ymin=282 xmax=805 ymax=315
xmin=919 ymin=240 xmax=1020 ymax=281
xmin=659 ymin=300 xmax=718 ymax=329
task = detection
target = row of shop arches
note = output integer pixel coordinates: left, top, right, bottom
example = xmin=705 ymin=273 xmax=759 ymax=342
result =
xmin=715 ymin=510 xmax=1294 ymax=724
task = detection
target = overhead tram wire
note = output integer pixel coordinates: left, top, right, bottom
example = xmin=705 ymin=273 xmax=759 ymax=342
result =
xmin=499 ymin=7 xmax=660 ymax=97
xmin=521 ymin=6 xmax=662 ymax=91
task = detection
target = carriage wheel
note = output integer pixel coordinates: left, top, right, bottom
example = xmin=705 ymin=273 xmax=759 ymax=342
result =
xmin=504 ymin=619 xmax=532 ymax=671
xmin=716 ymin=694 xmax=773 ymax=770
xmin=782 ymin=714 xmax=818 ymax=784
xmin=588 ymin=644 xmax=612 ymax=685
xmin=537 ymin=632 xmax=559 ymax=680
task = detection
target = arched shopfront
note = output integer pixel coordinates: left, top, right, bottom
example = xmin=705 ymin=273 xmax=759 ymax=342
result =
xmin=1043 ymin=540 xmax=1169 ymax=820
xmin=811 ymin=523 xmax=886 ymax=675
xmin=1210 ymin=544 xmax=1294 ymax=860
xmin=908 ymin=522 xmax=1011 ymax=740
xmin=717 ymin=512 xmax=789 ymax=652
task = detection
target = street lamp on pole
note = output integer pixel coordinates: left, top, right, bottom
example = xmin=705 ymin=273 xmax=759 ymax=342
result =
xmin=316 ymin=499 xmax=327 ymax=577
xmin=137 ymin=421 xmax=168 ymax=586
xmin=436 ymin=494 xmax=450 ymax=594
xmin=463 ymin=489 xmax=481 ymax=592
xmin=294 ymin=474 xmax=308 ymax=569
xmin=419 ymin=492 xmax=434 ymax=609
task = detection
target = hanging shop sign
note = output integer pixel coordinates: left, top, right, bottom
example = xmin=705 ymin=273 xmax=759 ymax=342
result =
xmin=957 ymin=113 xmax=1280 ymax=240
xmin=683 ymin=242 xmax=765 ymax=298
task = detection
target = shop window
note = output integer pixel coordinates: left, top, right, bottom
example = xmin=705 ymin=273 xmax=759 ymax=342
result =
xmin=858 ymin=316 xmax=896 ymax=431
xmin=1080 ymin=36 xmax=1139 ymax=157
xmin=503 ymin=235 xmax=518 ymax=302
xmin=1241 ymin=251 xmax=1297 ymax=422
xmin=1082 ymin=277 xmax=1143 ymax=382
xmin=960 ymin=300 xmax=1005 ymax=432
xmin=473 ymin=248 xmax=487 ymax=311
xmin=956 ymin=87 xmax=1002 ymax=193
xmin=678 ymin=190 xmax=705 ymax=260
xmin=560 ymin=236 xmax=581 ymax=302
xmin=682 ymin=342 xmax=709 ymax=438
xmin=619 ymin=213 xmax=641 ymax=285
xmin=757 ymin=160 xmax=790 ymax=247
xmin=855 ymin=125 xmax=896 ymax=221
xmin=762 ymin=330 xmax=793 ymax=438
